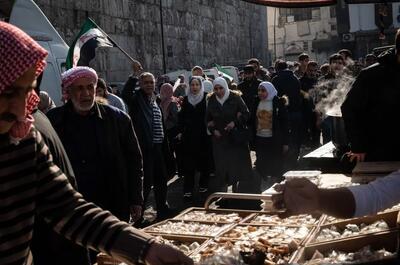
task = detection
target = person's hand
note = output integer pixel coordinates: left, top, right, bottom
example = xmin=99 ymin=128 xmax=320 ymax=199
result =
xmin=133 ymin=61 xmax=143 ymax=76
xmin=207 ymin=121 xmax=215 ymax=127
xmin=272 ymin=178 xmax=320 ymax=218
xmin=176 ymin=133 xmax=182 ymax=141
xmin=129 ymin=205 xmax=142 ymax=223
xmin=213 ymin=130 xmax=222 ymax=138
xmin=145 ymin=242 xmax=193 ymax=265
xmin=346 ymin=152 xmax=366 ymax=163
xmin=282 ymin=145 xmax=289 ymax=154
xmin=224 ymin=121 xmax=235 ymax=131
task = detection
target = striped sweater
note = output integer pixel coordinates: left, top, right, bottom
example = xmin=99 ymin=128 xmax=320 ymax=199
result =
xmin=0 ymin=129 xmax=152 ymax=265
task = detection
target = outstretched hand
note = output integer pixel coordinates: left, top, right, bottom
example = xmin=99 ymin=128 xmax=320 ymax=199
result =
xmin=145 ymin=242 xmax=193 ymax=265
xmin=272 ymin=178 xmax=320 ymax=218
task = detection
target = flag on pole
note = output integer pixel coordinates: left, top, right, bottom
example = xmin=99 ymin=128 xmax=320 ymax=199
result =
xmin=66 ymin=18 xmax=114 ymax=69
xmin=214 ymin=64 xmax=234 ymax=82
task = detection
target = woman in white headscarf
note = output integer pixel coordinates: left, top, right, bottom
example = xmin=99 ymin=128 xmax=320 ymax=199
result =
xmin=250 ymin=81 xmax=289 ymax=185
xmin=206 ymin=77 xmax=255 ymax=204
xmin=177 ymin=76 xmax=210 ymax=199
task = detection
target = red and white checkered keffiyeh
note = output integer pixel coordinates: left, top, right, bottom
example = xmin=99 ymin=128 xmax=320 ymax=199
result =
xmin=61 ymin=66 xmax=98 ymax=101
xmin=0 ymin=22 xmax=48 ymax=140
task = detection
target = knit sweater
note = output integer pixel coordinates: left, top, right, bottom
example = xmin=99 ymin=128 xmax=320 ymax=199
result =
xmin=0 ymin=129 xmax=152 ymax=265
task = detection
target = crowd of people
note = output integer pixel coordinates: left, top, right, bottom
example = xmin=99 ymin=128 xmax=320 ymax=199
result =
xmin=2 ymin=18 xmax=400 ymax=265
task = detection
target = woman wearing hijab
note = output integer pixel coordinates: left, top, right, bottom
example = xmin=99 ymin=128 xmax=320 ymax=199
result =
xmin=177 ymin=76 xmax=210 ymax=199
xmin=160 ymin=83 xmax=181 ymax=177
xmin=250 ymin=82 xmax=289 ymax=184
xmin=206 ymin=77 xmax=254 ymax=197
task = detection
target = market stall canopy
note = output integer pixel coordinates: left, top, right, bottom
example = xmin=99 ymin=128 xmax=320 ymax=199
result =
xmin=345 ymin=0 xmax=400 ymax=3
xmin=241 ymin=0 xmax=337 ymax=7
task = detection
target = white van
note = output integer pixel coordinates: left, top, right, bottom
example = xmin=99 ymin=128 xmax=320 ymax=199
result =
xmin=9 ymin=0 xmax=69 ymax=106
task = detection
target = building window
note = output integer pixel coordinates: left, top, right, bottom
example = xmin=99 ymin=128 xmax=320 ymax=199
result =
xmin=330 ymin=6 xmax=336 ymax=18
xmin=279 ymin=8 xmax=319 ymax=22
xmin=303 ymin=41 xmax=309 ymax=52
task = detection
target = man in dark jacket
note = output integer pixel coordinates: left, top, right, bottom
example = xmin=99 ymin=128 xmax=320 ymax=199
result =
xmin=128 ymin=72 xmax=170 ymax=220
xmin=300 ymin=61 xmax=320 ymax=147
xmin=47 ymin=67 xmax=144 ymax=224
xmin=238 ymin=65 xmax=262 ymax=114
xmin=272 ymin=60 xmax=303 ymax=169
xmin=341 ymin=29 xmax=400 ymax=162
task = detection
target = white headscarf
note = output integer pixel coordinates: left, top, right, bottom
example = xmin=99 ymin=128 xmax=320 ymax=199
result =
xmin=203 ymin=80 xmax=213 ymax=93
xmin=213 ymin=77 xmax=230 ymax=105
xmin=188 ymin=76 xmax=205 ymax=106
xmin=258 ymin=81 xmax=278 ymax=101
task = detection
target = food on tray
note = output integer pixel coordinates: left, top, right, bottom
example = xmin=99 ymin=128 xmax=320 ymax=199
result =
xmin=155 ymin=236 xmax=201 ymax=255
xmin=314 ymin=220 xmax=389 ymax=242
xmin=193 ymin=238 xmax=293 ymax=265
xmin=251 ymin=214 xmax=318 ymax=226
xmin=304 ymin=246 xmax=395 ymax=264
xmin=177 ymin=211 xmax=242 ymax=222
xmin=145 ymin=221 xmax=230 ymax=236
xmin=324 ymin=216 xmax=346 ymax=224
xmin=221 ymin=225 xmax=310 ymax=246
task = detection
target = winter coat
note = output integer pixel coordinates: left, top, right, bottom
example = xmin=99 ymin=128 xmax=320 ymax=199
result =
xmin=238 ymin=77 xmax=262 ymax=114
xmin=341 ymin=49 xmax=400 ymax=161
xmin=47 ymin=102 xmax=143 ymax=219
xmin=178 ymin=93 xmax=208 ymax=154
xmin=272 ymin=70 xmax=303 ymax=113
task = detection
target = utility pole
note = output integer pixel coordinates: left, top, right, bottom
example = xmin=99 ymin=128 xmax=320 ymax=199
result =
xmin=159 ymin=0 xmax=166 ymax=74
xmin=274 ymin=7 xmax=277 ymax=62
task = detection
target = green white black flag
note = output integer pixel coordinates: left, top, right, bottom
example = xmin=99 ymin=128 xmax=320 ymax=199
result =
xmin=66 ymin=18 xmax=114 ymax=69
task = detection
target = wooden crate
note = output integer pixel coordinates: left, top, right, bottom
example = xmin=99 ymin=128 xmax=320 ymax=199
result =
xmin=291 ymin=231 xmax=399 ymax=264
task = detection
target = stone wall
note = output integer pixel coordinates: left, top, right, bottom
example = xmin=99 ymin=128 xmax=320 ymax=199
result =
xmin=34 ymin=0 xmax=267 ymax=82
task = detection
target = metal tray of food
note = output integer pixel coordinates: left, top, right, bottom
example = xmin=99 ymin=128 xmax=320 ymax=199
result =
xmin=246 ymin=213 xmax=323 ymax=227
xmin=142 ymin=219 xmax=234 ymax=238
xmin=291 ymin=230 xmax=399 ymax=264
xmin=172 ymin=207 xmax=257 ymax=224
xmin=191 ymin=237 xmax=300 ymax=265
xmin=218 ymin=223 xmax=314 ymax=248
xmin=307 ymin=211 xmax=400 ymax=245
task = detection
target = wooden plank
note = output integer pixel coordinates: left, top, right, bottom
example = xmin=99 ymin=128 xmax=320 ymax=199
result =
xmin=352 ymin=161 xmax=400 ymax=174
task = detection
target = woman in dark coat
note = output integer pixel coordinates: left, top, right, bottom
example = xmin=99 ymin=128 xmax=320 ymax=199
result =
xmin=250 ymin=81 xmax=289 ymax=184
xmin=178 ymin=76 xmax=209 ymax=199
xmin=206 ymin=77 xmax=254 ymax=194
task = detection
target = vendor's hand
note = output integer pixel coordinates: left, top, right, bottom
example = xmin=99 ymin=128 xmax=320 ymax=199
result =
xmin=346 ymin=152 xmax=366 ymax=163
xmin=224 ymin=121 xmax=235 ymax=131
xmin=282 ymin=145 xmax=289 ymax=154
xmin=129 ymin=205 xmax=142 ymax=223
xmin=213 ymin=129 xmax=222 ymax=138
xmin=272 ymin=178 xmax=320 ymax=218
xmin=145 ymin=242 xmax=193 ymax=265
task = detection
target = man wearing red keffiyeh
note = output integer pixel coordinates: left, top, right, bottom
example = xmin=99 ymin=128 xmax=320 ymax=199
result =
xmin=0 ymin=21 xmax=192 ymax=265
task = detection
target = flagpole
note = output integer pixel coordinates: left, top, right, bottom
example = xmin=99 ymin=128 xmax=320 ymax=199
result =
xmin=87 ymin=18 xmax=140 ymax=64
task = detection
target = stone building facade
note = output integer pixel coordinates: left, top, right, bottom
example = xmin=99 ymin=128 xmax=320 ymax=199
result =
xmin=32 ymin=0 xmax=267 ymax=82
